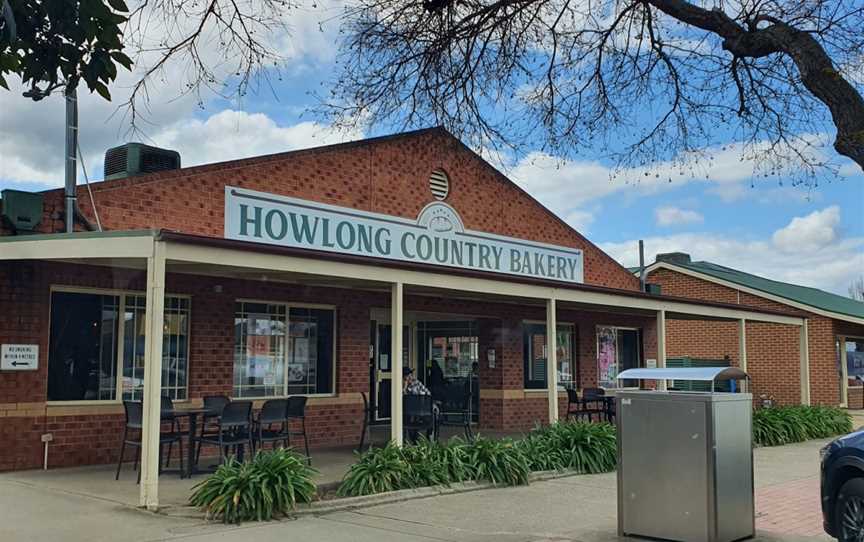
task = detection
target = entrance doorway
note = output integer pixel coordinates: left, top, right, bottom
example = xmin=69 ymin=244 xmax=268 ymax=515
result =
xmin=369 ymin=313 xmax=479 ymax=425
xmin=839 ymin=336 xmax=864 ymax=408
xmin=417 ymin=321 xmax=480 ymax=423
xmin=370 ymin=322 xmax=410 ymax=421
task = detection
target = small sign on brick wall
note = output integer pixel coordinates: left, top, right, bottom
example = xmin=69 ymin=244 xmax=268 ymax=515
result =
xmin=1 ymin=344 xmax=39 ymax=371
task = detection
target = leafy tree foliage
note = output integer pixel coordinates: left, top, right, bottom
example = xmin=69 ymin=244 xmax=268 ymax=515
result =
xmin=0 ymin=0 xmax=132 ymax=99
xmin=324 ymin=0 xmax=864 ymax=179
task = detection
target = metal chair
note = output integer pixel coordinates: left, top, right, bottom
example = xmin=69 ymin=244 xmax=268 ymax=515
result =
xmin=115 ymin=401 xmax=183 ymax=481
xmin=194 ymin=395 xmax=230 ymax=465
xmin=196 ymin=400 xmax=253 ymax=464
xmin=403 ymin=394 xmax=435 ymax=443
xmin=435 ymin=378 xmax=473 ymax=440
xmin=253 ymin=399 xmax=290 ymax=452
xmin=577 ymin=387 xmax=607 ymax=422
xmin=286 ymin=396 xmax=311 ymax=464
xmin=356 ymin=392 xmax=376 ymax=452
xmin=565 ymin=387 xmax=581 ymax=420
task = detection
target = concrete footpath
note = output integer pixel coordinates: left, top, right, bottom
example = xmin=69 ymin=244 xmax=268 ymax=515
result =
xmin=0 ymin=438 xmax=832 ymax=542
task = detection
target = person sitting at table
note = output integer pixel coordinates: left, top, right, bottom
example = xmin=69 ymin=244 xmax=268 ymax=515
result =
xmin=403 ymin=366 xmax=431 ymax=395
xmin=403 ymin=367 xmax=437 ymax=441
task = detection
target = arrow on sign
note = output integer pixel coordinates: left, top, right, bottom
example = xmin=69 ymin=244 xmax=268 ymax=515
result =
xmin=11 ymin=361 xmax=31 ymax=367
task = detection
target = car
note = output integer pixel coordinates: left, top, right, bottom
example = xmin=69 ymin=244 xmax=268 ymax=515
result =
xmin=822 ymin=429 xmax=864 ymax=540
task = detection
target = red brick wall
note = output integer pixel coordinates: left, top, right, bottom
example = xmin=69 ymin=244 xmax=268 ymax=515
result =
xmin=0 ymin=259 xmax=657 ymax=469
xmin=647 ymin=266 xmax=841 ymax=406
xmin=6 ymin=129 xmax=638 ymax=291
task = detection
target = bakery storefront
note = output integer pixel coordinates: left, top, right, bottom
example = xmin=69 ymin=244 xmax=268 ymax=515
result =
xmin=0 ymin=128 xmax=807 ymax=507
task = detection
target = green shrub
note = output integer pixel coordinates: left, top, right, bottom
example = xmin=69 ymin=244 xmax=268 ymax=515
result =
xmin=519 ymin=421 xmax=617 ymax=474
xmin=463 ymin=437 xmax=530 ymax=486
xmin=189 ymin=448 xmax=317 ymax=523
xmin=753 ymin=405 xmax=852 ymax=447
xmin=337 ymin=442 xmax=412 ymax=497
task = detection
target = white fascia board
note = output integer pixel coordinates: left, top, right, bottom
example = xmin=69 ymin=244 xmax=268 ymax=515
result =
xmin=163 ymin=242 xmax=804 ymax=326
xmin=0 ymin=234 xmax=155 ymax=260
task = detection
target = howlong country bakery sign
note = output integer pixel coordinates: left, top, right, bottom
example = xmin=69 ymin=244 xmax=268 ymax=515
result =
xmin=225 ymin=187 xmax=584 ymax=283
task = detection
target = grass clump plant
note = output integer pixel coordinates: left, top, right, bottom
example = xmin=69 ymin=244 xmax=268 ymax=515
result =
xmin=189 ymin=447 xmax=317 ymax=524
xmin=753 ymin=405 xmax=852 ymax=447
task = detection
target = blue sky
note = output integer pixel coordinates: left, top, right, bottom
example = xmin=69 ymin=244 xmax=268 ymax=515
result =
xmin=0 ymin=4 xmax=862 ymax=295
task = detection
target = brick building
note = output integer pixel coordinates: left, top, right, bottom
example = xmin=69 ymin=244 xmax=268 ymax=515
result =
xmin=644 ymin=253 xmax=864 ymax=407
xmin=0 ymin=128 xmax=806 ymax=507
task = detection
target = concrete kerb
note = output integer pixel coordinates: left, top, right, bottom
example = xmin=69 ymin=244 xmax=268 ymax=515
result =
xmin=157 ymin=468 xmax=589 ymax=520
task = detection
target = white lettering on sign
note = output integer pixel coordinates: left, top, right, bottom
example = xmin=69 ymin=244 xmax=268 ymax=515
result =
xmin=224 ymin=187 xmax=585 ymax=283
xmin=1 ymin=344 xmax=39 ymax=371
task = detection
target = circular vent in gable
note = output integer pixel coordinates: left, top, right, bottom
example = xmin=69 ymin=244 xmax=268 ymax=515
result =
xmin=429 ymin=169 xmax=450 ymax=200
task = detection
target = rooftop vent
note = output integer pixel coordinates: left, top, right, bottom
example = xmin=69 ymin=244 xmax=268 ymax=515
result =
xmin=429 ymin=169 xmax=450 ymax=200
xmin=656 ymin=252 xmax=692 ymax=265
xmin=104 ymin=143 xmax=181 ymax=180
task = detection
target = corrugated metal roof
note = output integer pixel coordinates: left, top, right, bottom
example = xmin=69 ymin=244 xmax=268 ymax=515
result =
xmin=673 ymin=260 xmax=864 ymax=319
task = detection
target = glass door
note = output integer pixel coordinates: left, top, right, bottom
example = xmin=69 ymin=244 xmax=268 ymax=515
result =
xmin=417 ymin=321 xmax=479 ymax=422
xmin=371 ymin=323 xmax=409 ymax=421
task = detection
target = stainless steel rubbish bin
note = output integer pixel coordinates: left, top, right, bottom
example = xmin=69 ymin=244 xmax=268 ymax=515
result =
xmin=616 ymin=368 xmax=754 ymax=542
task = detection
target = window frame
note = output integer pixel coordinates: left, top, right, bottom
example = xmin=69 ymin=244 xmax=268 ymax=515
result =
xmin=595 ymin=325 xmax=642 ymax=390
xmin=521 ymin=319 xmax=577 ymax=391
xmin=232 ymin=297 xmax=338 ymax=399
xmin=46 ymin=285 xmax=192 ymax=405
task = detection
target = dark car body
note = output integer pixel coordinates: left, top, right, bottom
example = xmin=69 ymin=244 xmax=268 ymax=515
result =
xmin=822 ymin=429 xmax=864 ymax=537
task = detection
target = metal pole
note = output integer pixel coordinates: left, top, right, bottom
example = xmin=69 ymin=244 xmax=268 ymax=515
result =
xmin=140 ymin=240 xmax=166 ymax=510
xmin=390 ymin=282 xmax=404 ymax=445
xmin=638 ymin=240 xmax=646 ymax=292
xmin=64 ymin=88 xmax=78 ymax=233
xmin=546 ymin=297 xmax=558 ymax=424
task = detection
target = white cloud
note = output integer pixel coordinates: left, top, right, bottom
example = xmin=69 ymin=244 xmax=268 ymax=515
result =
xmin=655 ymin=206 xmax=703 ymax=227
xmin=772 ymin=206 xmax=840 ymax=253
xmin=563 ymin=209 xmax=596 ymax=234
xmin=0 ymin=1 xmax=345 ymax=188
xmin=155 ymin=110 xmax=362 ymax=167
xmin=602 ymin=206 xmax=863 ymax=295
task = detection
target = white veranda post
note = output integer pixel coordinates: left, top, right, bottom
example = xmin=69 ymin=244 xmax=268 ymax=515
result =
xmin=800 ymin=320 xmax=811 ymax=406
xmin=546 ymin=298 xmax=559 ymax=423
xmin=738 ymin=319 xmax=748 ymax=373
xmin=656 ymin=310 xmax=667 ymax=391
xmin=390 ymin=282 xmax=404 ymax=445
xmin=140 ymin=240 xmax=166 ymax=510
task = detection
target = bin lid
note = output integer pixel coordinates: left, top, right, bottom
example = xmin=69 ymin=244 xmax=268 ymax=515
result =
xmin=617 ymin=366 xmax=749 ymax=382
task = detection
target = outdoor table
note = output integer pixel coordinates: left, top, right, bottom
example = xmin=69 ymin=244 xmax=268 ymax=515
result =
xmin=169 ymin=407 xmax=216 ymax=478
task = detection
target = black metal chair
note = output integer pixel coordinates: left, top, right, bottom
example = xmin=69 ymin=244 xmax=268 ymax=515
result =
xmin=196 ymin=400 xmax=253 ymax=464
xmin=577 ymin=387 xmax=607 ymax=422
xmin=160 ymin=395 xmax=186 ymax=467
xmin=194 ymin=395 xmax=230 ymax=465
xmin=253 ymin=399 xmax=290 ymax=452
xmin=286 ymin=396 xmax=311 ymax=464
xmin=356 ymin=392 xmax=376 ymax=452
xmin=403 ymin=394 xmax=435 ymax=443
xmin=435 ymin=378 xmax=473 ymax=440
xmin=565 ymin=387 xmax=581 ymax=420
xmin=115 ymin=401 xmax=183 ymax=481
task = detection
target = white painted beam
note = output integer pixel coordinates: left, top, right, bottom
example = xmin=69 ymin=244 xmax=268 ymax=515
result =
xmin=390 ymin=282 xmax=404 ymax=446
xmin=546 ymin=298 xmax=559 ymax=424
xmin=139 ymin=240 xmax=166 ymax=510
xmin=657 ymin=310 xmax=667 ymax=391
xmin=738 ymin=319 xmax=747 ymax=373
xmin=800 ymin=321 xmax=811 ymax=405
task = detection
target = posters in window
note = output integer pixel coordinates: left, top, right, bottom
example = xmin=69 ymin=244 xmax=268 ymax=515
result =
xmin=597 ymin=327 xmax=618 ymax=387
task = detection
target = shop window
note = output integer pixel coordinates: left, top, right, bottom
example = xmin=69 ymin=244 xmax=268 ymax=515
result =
xmin=523 ymin=323 xmax=577 ymax=390
xmin=47 ymin=290 xmax=190 ymax=402
xmin=233 ymin=302 xmax=335 ymax=398
xmin=596 ymin=326 xmax=641 ymax=388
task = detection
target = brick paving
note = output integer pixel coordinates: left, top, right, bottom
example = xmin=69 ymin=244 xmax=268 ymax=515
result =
xmin=756 ymin=476 xmax=826 ymax=537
